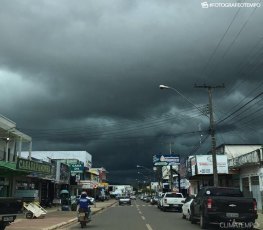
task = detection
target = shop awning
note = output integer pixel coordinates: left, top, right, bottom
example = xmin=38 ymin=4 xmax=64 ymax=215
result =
xmin=0 ymin=160 xmax=29 ymax=175
xmin=0 ymin=161 xmax=17 ymax=170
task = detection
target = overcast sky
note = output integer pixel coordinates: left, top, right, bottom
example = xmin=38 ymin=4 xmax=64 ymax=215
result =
xmin=0 ymin=0 xmax=262 ymax=184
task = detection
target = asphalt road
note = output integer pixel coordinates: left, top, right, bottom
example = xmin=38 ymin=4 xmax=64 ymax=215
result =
xmin=60 ymin=199 xmax=204 ymax=230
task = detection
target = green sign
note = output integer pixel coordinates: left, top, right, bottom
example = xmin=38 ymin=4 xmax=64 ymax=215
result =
xmin=70 ymin=164 xmax=84 ymax=173
xmin=16 ymin=158 xmax=52 ymax=174
xmin=154 ymin=162 xmax=168 ymax=166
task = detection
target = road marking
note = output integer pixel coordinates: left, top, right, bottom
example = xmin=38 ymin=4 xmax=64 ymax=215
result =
xmin=146 ymin=224 xmax=153 ymax=230
xmin=141 ymin=216 xmax=145 ymax=220
xmin=138 ymin=211 xmax=142 ymax=214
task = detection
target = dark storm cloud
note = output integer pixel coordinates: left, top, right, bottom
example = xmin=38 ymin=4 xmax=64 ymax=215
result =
xmin=0 ymin=0 xmax=263 ymax=183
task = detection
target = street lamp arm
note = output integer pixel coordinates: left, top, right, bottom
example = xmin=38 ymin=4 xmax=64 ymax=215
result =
xmin=159 ymin=84 xmax=209 ymax=118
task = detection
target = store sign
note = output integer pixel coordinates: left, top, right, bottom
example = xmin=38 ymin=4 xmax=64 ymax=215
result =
xmin=196 ymin=155 xmax=228 ymax=174
xmin=191 ymin=157 xmax=196 ymax=176
xmin=16 ymin=158 xmax=52 ymax=174
xmin=153 ymin=154 xmax=180 ymax=166
xmin=70 ymin=164 xmax=84 ymax=173
xmin=79 ymin=180 xmax=97 ymax=189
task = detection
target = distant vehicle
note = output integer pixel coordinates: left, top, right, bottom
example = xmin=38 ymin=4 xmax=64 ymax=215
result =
xmin=190 ymin=186 xmax=258 ymax=229
xmin=143 ymin=195 xmax=151 ymax=202
xmin=157 ymin=193 xmax=165 ymax=209
xmin=182 ymin=195 xmax=196 ymax=220
xmin=160 ymin=192 xmax=185 ymax=212
xmin=130 ymin=195 xmax=136 ymax=200
xmin=119 ymin=196 xmax=131 ymax=205
xmin=150 ymin=196 xmax=158 ymax=205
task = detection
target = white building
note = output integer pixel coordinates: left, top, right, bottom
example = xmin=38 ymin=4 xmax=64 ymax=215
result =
xmin=109 ymin=185 xmax=133 ymax=196
xmin=224 ymin=145 xmax=263 ymax=211
xmin=188 ymin=144 xmax=263 ymax=210
xmin=20 ymin=151 xmax=92 ymax=167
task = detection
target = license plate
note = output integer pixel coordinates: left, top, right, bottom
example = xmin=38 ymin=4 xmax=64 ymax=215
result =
xmin=226 ymin=213 xmax=239 ymax=218
xmin=79 ymin=213 xmax=85 ymax=217
xmin=2 ymin=216 xmax=14 ymax=222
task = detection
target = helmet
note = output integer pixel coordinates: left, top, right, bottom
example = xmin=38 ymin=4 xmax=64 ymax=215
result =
xmin=81 ymin=191 xmax=87 ymax=198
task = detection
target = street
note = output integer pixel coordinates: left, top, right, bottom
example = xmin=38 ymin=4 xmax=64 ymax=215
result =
xmin=61 ymin=199 xmax=204 ymax=230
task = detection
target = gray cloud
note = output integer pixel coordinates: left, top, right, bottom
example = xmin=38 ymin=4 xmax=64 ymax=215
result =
xmin=0 ymin=0 xmax=262 ymax=183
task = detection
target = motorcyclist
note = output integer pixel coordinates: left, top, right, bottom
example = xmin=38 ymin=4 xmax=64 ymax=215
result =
xmin=77 ymin=191 xmax=92 ymax=220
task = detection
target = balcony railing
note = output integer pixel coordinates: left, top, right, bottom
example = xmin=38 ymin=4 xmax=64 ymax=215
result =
xmin=228 ymin=148 xmax=262 ymax=168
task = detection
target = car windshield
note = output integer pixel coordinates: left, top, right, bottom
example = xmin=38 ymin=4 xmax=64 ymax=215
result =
xmin=166 ymin=193 xmax=183 ymax=198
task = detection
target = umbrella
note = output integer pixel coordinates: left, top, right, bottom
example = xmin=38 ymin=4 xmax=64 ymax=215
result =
xmin=60 ymin=189 xmax=69 ymax=194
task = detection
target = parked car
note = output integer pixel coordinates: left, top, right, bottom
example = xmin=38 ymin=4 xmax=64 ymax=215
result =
xmin=182 ymin=195 xmax=196 ymax=220
xmin=157 ymin=193 xmax=165 ymax=209
xmin=160 ymin=192 xmax=185 ymax=212
xmin=150 ymin=196 xmax=159 ymax=205
xmin=190 ymin=186 xmax=258 ymax=229
xmin=119 ymin=196 xmax=131 ymax=205
xmin=145 ymin=196 xmax=151 ymax=203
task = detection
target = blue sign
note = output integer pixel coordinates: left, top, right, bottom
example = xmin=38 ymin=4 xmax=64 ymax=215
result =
xmin=153 ymin=154 xmax=180 ymax=166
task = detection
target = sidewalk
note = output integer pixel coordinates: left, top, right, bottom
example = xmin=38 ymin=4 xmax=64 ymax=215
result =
xmin=6 ymin=199 xmax=117 ymax=230
xmin=256 ymin=212 xmax=263 ymax=230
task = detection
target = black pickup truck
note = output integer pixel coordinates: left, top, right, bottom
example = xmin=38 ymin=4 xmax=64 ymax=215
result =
xmin=190 ymin=186 xmax=258 ymax=229
xmin=0 ymin=197 xmax=24 ymax=230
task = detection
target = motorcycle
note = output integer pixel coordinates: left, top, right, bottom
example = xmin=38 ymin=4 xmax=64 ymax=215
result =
xmin=78 ymin=207 xmax=91 ymax=228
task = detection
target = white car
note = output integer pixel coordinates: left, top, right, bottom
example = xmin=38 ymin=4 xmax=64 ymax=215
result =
xmin=182 ymin=195 xmax=195 ymax=220
xmin=119 ymin=196 xmax=131 ymax=205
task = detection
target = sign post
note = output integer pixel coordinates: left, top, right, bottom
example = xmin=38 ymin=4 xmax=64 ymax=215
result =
xmin=153 ymin=154 xmax=180 ymax=192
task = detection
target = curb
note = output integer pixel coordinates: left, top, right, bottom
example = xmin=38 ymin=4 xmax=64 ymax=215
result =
xmin=44 ymin=201 xmax=117 ymax=230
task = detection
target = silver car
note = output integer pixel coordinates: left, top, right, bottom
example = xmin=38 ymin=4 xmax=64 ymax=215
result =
xmin=119 ymin=196 xmax=131 ymax=205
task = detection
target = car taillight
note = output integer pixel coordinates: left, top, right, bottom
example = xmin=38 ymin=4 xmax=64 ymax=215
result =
xmin=164 ymin=199 xmax=167 ymax=204
xmin=207 ymin=198 xmax=212 ymax=209
xmin=253 ymin=199 xmax=257 ymax=211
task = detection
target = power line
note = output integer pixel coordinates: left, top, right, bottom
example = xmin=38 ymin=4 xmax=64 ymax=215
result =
xmin=208 ymin=2 xmax=261 ymax=77
xmin=201 ymin=7 xmax=242 ymax=77
xmin=216 ymin=91 xmax=263 ymax=125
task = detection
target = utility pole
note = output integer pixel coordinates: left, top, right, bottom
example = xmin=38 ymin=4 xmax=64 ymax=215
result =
xmin=169 ymin=141 xmax=173 ymax=192
xmin=194 ymin=84 xmax=224 ymax=187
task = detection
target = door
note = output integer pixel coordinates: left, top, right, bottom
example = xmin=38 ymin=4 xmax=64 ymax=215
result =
xmin=242 ymin=177 xmax=251 ymax=197
xmin=251 ymin=176 xmax=261 ymax=210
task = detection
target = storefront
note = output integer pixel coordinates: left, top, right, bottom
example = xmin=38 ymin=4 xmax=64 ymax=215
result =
xmin=0 ymin=161 xmax=30 ymax=197
xmin=13 ymin=157 xmax=53 ymax=202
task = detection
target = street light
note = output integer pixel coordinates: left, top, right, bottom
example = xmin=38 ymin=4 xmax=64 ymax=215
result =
xmin=159 ymin=84 xmax=218 ymax=186
xmin=159 ymin=85 xmax=209 ymax=117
